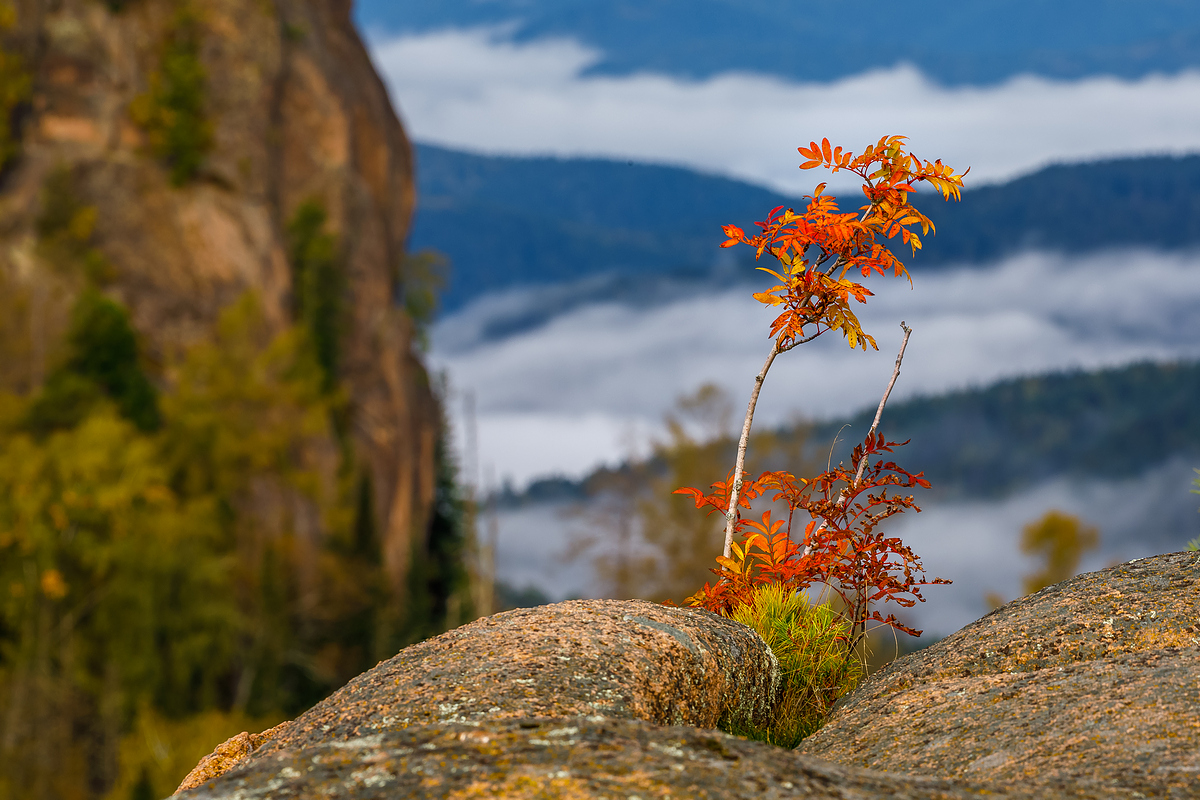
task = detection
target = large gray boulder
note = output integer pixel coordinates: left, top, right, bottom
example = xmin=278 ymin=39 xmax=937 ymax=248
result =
xmin=177 ymin=717 xmax=1021 ymax=800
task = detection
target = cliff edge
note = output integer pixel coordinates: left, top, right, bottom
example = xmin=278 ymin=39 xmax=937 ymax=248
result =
xmin=0 ymin=0 xmax=437 ymax=588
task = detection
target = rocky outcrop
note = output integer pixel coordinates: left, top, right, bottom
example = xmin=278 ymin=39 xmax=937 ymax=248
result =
xmin=799 ymin=551 xmax=1200 ymax=798
xmin=179 ymin=717 xmax=1026 ymax=800
xmin=177 ymin=599 xmax=1026 ymax=799
xmin=175 ymin=599 xmax=782 ymax=791
xmin=174 ymin=722 xmax=291 ymax=796
xmin=0 ymin=0 xmax=436 ymax=588
xmin=176 ymin=556 xmax=1200 ymax=799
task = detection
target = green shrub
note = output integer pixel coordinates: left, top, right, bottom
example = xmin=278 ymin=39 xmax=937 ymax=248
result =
xmin=130 ymin=4 xmax=212 ymax=185
xmin=723 ymin=583 xmax=863 ymax=747
xmin=396 ymin=249 xmax=448 ymax=351
xmin=286 ymin=199 xmax=344 ymax=393
xmin=36 ymin=165 xmax=116 ymax=285
xmin=1188 ymin=469 xmax=1199 ymax=551
xmin=0 ymin=2 xmax=31 ymax=172
xmin=25 ymin=289 xmax=160 ymax=434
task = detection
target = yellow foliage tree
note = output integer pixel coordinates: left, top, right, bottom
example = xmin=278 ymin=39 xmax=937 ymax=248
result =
xmin=1019 ymin=509 xmax=1100 ymax=595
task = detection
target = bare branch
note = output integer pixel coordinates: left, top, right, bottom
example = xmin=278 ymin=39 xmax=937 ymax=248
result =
xmin=778 ymin=328 xmax=825 ymax=354
xmin=722 ymin=339 xmax=781 ymax=558
xmin=852 ymin=321 xmax=912 ymax=488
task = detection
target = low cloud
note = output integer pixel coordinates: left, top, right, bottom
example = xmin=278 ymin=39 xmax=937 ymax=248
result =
xmin=431 ymin=249 xmax=1200 ymax=490
xmin=840 ymin=457 xmax=1199 ymax=636
xmin=370 ymin=27 xmax=1200 ymax=194
xmin=487 ymin=458 xmax=1200 ymax=636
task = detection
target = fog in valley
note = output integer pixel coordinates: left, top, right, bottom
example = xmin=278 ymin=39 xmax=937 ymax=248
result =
xmin=432 ymin=247 xmax=1200 ymax=489
xmin=432 ymin=246 xmax=1200 ymax=636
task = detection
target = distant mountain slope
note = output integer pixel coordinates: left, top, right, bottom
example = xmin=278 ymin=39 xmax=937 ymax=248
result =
xmin=915 ymin=155 xmax=1200 ymax=266
xmin=411 ymin=143 xmax=791 ymax=310
xmin=357 ymin=0 xmax=1200 ymax=86
xmin=411 ymin=145 xmax=1200 ymax=312
xmin=824 ymin=359 xmax=1200 ymax=499
xmin=498 ymin=360 xmax=1200 ymax=507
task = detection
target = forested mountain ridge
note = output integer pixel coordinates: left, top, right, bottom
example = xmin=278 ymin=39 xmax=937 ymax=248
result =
xmin=821 ymin=359 xmax=1200 ymax=499
xmin=500 ymin=359 xmax=1200 ymax=508
xmin=411 ymin=142 xmax=788 ymax=309
xmin=913 ymin=155 xmax=1200 ymax=266
xmin=411 ymin=145 xmax=1200 ymax=312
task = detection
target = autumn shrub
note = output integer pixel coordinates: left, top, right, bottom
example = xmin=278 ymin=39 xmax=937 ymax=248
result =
xmin=676 ymin=136 xmax=963 ymax=742
xmin=1019 ymin=510 xmax=1099 ymax=594
xmin=724 ymin=583 xmax=863 ymax=747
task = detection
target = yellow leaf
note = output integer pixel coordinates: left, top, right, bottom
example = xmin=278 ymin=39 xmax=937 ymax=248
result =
xmin=40 ymin=569 xmax=68 ymax=600
xmin=752 ymin=291 xmax=784 ymax=306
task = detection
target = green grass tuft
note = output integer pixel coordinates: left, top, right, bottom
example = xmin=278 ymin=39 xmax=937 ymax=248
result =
xmin=723 ymin=583 xmax=863 ymax=748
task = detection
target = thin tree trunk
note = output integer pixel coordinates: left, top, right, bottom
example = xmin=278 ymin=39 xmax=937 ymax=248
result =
xmin=851 ymin=322 xmax=912 ymax=488
xmin=722 ymin=341 xmax=780 ymax=558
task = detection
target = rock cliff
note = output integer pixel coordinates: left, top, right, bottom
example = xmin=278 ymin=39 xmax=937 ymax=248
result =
xmin=0 ymin=0 xmax=436 ymax=589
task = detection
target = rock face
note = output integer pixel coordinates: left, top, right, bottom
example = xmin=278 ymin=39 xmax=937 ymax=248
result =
xmin=177 ymin=599 xmax=1022 ymax=799
xmin=179 ymin=718 xmax=1023 ymax=800
xmin=0 ymin=0 xmax=436 ymax=586
xmin=177 ymin=556 xmax=1200 ymax=799
xmin=256 ymin=599 xmax=782 ymax=746
xmin=799 ymin=551 xmax=1200 ymax=798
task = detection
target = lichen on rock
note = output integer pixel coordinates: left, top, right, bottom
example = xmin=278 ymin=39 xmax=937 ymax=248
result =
xmin=176 ymin=599 xmax=1026 ymax=800
xmin=799 ymin=551 xmax=1200 ymax=798
xmin=176 ymin=555 xmax=1200 ymax=798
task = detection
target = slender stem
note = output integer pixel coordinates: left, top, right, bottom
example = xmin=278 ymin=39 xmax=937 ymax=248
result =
xmin=723 ymin=339 xmax=780 ymax=558
xmin=842 ymin=322 xmax=913 ymax=649
xmin=778 ymin=328 xmax=823 ymax=354
xmin=851 ymin=321 xmax=912 ymax=488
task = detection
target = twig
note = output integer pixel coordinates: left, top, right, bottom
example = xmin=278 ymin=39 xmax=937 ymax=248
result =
xmin=852 ymin=321 xmax=912 ymax=488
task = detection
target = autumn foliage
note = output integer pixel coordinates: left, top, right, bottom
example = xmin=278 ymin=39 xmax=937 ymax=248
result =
xmin=677 ymin=136 xmax=964 ymax=648
xmin=676 ymin=434 xmax=947 ymax=644
xmin=720 ymin=135 xmax=965 ymax=354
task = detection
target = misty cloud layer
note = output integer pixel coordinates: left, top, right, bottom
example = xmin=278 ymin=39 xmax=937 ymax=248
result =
xmin=370 ymin=27 xmax=1200 ymax=195
xmin=486 ymin=457 xmax=1200 ymax=637
xmin=431 ymin=249 xmax=1200 ymax=489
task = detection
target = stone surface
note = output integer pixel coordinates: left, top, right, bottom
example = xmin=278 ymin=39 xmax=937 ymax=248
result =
xmin=177 ymin=557 xmax=1200 ymax=798
xmin=175 ymin=723 xmax=290 ymax=794
xmin=258 ymin=599 xmax=782 ymax=753
xmin=177 ymin=718 xmax=1028 ymax=800
xmin=175 ymin=599 xmax=786 ymax=794
xmin=2 ymin=0 xmax=437 ymax=589
xmin=799 ymin=551 xmax=1200 ymax=798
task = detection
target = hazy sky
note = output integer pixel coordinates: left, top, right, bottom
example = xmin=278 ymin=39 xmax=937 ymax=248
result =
xmin=369 ymin=26 xmax=1200 ymax=195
